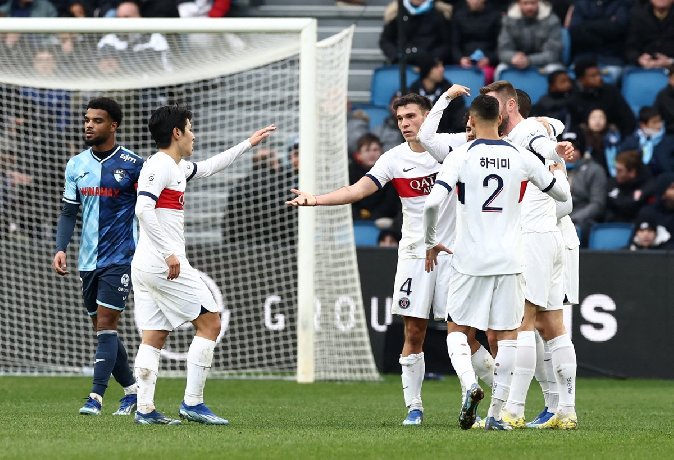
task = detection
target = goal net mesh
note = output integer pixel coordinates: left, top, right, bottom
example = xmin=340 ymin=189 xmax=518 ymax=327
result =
xmin=0 ymin=22 xmax=380 ymax=381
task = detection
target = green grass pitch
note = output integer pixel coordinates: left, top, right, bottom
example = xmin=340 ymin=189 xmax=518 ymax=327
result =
xmin=0 ymin=375 xmax=673 ymax=459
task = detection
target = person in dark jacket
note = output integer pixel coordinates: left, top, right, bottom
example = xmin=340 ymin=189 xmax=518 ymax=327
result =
xmin=625 ymin=0 xmax=674 ymax=68
xmin=606 ymin=150 xmax=654 ymax=222
xmin=628 ymin=219 xmax=671 ymax=250
xmin=408 ymin=56 xmax=467 ymax=133
xmin=450 ymin=0 xmax=501 ymax=82
xmin=620 ymin=106 xmax=674 ymax=175
xmin=379 ymin=0 xmax=453 ymax=66
xmin=634 ymin=173 xmax=674 ymax=248
xmin=531 ymin=69 xmax=574 ymax=125
xmin=567 ymin=0 xmax=632 ymax=65
xmin=567 ymin=58 xmax=636 ymax=138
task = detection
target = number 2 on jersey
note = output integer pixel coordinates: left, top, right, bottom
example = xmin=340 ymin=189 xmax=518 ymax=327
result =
xmin=400 ymin=278 xmax=412 ymax=296
xmin=482 ymin=174 xmax=504 ymax=212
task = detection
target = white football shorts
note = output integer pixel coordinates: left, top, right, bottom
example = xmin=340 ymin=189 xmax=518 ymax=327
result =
xmin=522 ymin=231 xmax=564 ymax=311
xmin=445 ymin=266 xmax=525 ymax=331
xmin=391 ymin=255 xmax=452 ymax=320
xmin=563 ymin=245 xmax=579 ymax=305
xmin=132 ymin=264 xmax=219 ymax=331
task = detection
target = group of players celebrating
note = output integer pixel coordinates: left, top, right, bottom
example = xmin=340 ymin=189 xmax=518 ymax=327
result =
xmin=288 ymin=80 xmax=578 ymax=431
xmin=54 ymin=77 xmax=578 ymax=430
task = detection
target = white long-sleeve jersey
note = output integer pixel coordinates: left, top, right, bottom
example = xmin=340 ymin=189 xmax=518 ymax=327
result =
xmin=133 ymin=140 xmax=251 ymax=273
xmin=424 ymin=139 xmax=570 ymax=276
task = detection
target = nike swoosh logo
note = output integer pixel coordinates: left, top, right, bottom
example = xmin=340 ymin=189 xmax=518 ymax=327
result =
xmin=402 ymin=386 xmax=409 ymax=390
xmin=76 ymin=172 xmax=90 ymax=180
xmin=177 ymin=180 xmax=182 ymax=184
xmin=403 ymin=167 xmax=415 ymax=172
xmin=95 ymin=359 xmax=105 ymax=364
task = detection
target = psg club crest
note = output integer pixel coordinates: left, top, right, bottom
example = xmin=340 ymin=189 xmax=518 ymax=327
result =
xmin=398 ymin=297 xmax=410 ymax=309
xmin=113 ymin=169 xmax=127 ymax=183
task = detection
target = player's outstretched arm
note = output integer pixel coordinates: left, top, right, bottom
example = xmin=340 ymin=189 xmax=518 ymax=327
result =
xmin=190 ymin=124 xmax=276 ymax=179
xmin=423 ymin=183 xmax=452 ymax=272
xmin=286 ymin=176 xmax=379 ymax=207
xmin=418 ymin=84 xmax=470 ymax=162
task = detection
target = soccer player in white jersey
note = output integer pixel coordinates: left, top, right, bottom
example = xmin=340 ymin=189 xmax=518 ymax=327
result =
xmin=287 ymin=92 xmax=489 ymax=427
xmin=418 ymin=85 xmax=499 ymax=429
xmin=131 ymin=105 xmax=275 ymax=425
xmin=482 ymin=80 xmax=578 ymax=430
xmin=423 ymin=94 xmax=570 ymax=431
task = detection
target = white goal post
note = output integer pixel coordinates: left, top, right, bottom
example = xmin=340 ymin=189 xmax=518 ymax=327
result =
xmin=0 ymin=18 xmax=380 ymax=382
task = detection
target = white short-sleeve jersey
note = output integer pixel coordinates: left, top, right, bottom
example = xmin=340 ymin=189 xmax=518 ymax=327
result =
xmin=132 ymin=152 xmax=193 ymax=273
xmin=505 ymin=118 xmax=562 ymax=233
xmin=366 ymin=142 xmax=458 ymax=259
xmin=435 ymin=139 xmax=561 ymax=276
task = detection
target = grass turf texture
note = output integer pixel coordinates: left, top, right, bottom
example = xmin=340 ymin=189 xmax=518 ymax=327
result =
xmin=0 ymin=376 xmax=673 ymax=459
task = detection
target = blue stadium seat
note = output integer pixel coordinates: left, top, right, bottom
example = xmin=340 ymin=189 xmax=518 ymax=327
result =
xmin=352 ymin=103 xmax=391 ymax=131
xmin=587 ymin=223 xmax=634 ymax=250
xmin=499 ymin=68 xmax=548 ymax=104
xmin=370 ymin=65 xmax=419 ymax=107
xmin=443 ymin=66 xmax=485 ymax=105
xmin=561 ymin=28 xmax=572 ymax=66
xmin=353 ymin=220 xmax=380 ymax=247
xmin=621 ymin=68 xmax=668 ymax=115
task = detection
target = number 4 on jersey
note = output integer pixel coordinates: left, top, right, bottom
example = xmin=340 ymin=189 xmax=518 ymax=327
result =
xmin=400 ymin=278 xmax=412 ymax=296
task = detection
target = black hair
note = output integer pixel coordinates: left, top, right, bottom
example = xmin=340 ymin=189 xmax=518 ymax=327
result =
xmin=392 ymin=93 xmax=432 ymax=112
xmin=87 ymin=97 xmax=122 ymax=126
xmin=469 ymin=94 xmax=500 ymax=121
xmin=148 ymin=104 xmax=193 ymax=149
xmin=638 ymin=106 xmax=660 ymax=125
xmin=547 ymin=69 xmax=568 ymax=85
xmin=574 ymin=58 xmax=599 ymax=79
xmin=516 ymin=88 xmax=532 ymax=118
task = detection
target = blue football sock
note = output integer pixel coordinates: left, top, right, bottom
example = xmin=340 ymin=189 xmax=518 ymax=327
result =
xmin=112 ymin=335 xmax=136 ymax=388
xmin=91 ymin=331 xmax=119 ymax=397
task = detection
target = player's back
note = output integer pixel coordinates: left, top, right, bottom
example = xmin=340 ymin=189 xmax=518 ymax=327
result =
xmin=442 ymin=139 xmax=534 ymax=276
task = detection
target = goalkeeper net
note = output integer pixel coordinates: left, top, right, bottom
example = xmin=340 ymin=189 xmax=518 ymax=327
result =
xmin=0 ymin=18 xmax=379 ymax=381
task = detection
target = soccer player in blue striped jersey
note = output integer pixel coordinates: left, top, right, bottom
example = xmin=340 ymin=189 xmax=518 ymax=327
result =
xmin=52 ymin=97 xmax=143 ymax=416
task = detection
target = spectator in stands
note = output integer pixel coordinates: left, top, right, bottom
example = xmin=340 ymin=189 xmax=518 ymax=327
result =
xmin=567 ymin=58 xmax=636 ymax=138
xmin=349 ymin=134 xmax=400 ymax=222
xmin=408 ymin=56 xmax=467 ymax=133
xmin=177 ymin=0 xmax=230 ymax=17
xmin=496 ymin=0 xmax=564 ymax=77
xmin=379 ymin=0 xmax=453 ymax=67
xmin=567 ymin=0 xmax=631 ymax=66
xmin=628 ymin=219 xmax=671 ymax=250
xmin=138 ymin=0 xmax=178 ymax=16
xmin=655 ymin=64 xmax=674 ymax=134
xmin=0 ymin=0 xmax=57 ymax=17
xmin=625 ymin=0 xmax=674 ymax=69
xmin=564 ymin=131 xmax=608 ymax=243
xmin=346 ymin=105 xmax=371 ymax=157
xmin=620 ymin=106 xmax=674 ymax=175
xmin=580 ymin=108 xmax=622 ymax=176
xmin=97 ymin=1 xmax=172 ymax=73
xmin=374 ymin=94 xmax=405 ymax=152
xmin=377 ymin=229 xmax=401 ymax=247
xmin=634 ymin=173 xmax=674 ymax=248
xmin=222 ymin=145 xmax=297 ymax=245
xmin=606 ymin=150 xmax=653 ymax=223
xmin=450 ymin=0 xmax=501 ymax=82
xmin=531 ymin=69 xmax=573 ymax=125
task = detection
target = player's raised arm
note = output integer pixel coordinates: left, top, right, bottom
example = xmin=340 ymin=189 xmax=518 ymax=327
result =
xmin=417 ymin=84 xmax=471 ymax=162
xmin=188 ymin=124 xmax=276 ymax=180
xmin=286 ymin=175 xmax=379 ymax=207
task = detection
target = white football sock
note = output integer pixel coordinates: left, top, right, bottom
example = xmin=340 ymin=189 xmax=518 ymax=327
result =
xmin=447 ymin=332 xmax=477 ymax=395
xmin=549 ymin=333 xmax=577 ymax=415
xmin=545 ymin=343 xmax=559 ymax=412
xmin=533 ymin=331 xmax=550 ymax=407
xmin=504 ymin=331 xmax=536 ymax=418
xmin=471 ymin=345 xmax=494 ymax=388
xmin=488 ymin=339 xmax=517 ymax=419
xmin=184 ymin=336 xmax=216 ymax=406
xmin=134 ymin=344 xmax=161 ymax=414
xmin=399 ymin=352 xmax=424 ymax=411
xmin=123 ymin=383 xmax=138 ymax=395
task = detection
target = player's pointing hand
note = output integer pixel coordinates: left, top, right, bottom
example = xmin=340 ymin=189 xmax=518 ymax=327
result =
xmin=286 ymin=189 xmax=318 ymax=207
xmin=248 ymin=124 xmax=276 ymax=146
xmin=444 ymin=84 xmax=471 ymax=101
